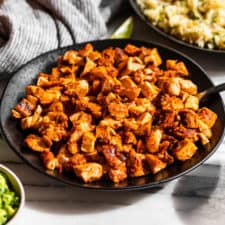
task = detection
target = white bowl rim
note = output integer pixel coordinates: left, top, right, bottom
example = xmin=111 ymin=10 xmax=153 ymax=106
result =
xmin=0 ymin=164 xmax=25 ymax=225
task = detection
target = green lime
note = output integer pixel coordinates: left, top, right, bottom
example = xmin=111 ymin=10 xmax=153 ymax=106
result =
xmin=111 ymin=16 xmax=134 ymax=39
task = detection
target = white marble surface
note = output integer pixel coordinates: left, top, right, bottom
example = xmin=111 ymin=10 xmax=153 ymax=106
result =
xmin=1 ymin=13 xmax=225 ymax=225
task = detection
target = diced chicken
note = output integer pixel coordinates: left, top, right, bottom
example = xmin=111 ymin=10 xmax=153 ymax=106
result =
xmin=11 ymin=109 xmax=22 ymax=119
xmin=160 ymin=95 xmax=184 ymax=111
xmin=81 ymin=57 xmax=96 ymax=76
xmin=124 ymin=44 xmax=141 ymax=55
xmin=37 ymin=73 xmax=61 ymax=88
xmin=65 ymin=153 xmax=87 ymax=172
xmin=108 ymin=166 xmax=127 ymax=183
xmin=98 ymin=47 xmax=115 ymax=66
xmin=40 ymin=124 xmax=67 ymax=142
xmin=76 ymin=97 xmax=102 ymax=118
xmin=64 ymin=80 xmax=89 ymax=97
xmin=184 ymin=95 xmax=199 ymax=110
xmin=198 ymin=107 xmax=217 ymax=128
xmin=88 ymin=50 xmax=102 ymax=61
xmin=172 ymin=139 xmax=198 ymax=161
xmin=24 ymin=134 xmax=52 ymax=152
xmin=41 ymin=112 xmax=68 ymax=128
xmin=101 ymin=145 xmax=122 ymax=169
xmin=145 ymin=154 xmax=167 ymax=174
xmin=136 ymin=112 xmax=152 ymax=135
xmin=135 ymin=98 xmax=156 ymax=113
xmin=63 ymin=50 xmax=83 ymax=65
xmin=123 ymin=131 xmax=137 ymax=145
xmin=81 ymin=132 xmax=96 ymax=153
xmin=105 ymin=92 xmax=121 ymax=105
xmin=157 ymin=142 xmax=174 ymax=165
xmin=197 ymin=119 xmax=212 ymax=138
xmin=108 ymin=102 xmax=129 ymax=120
xmin=48 ymin=101 xmax=64 ymax=112
xmin=114 ymin=47 xmax=128 ymax=70
xmin=136 ymin=139 xmax=146 ymax=153
xmin=101 ymin=76 xmax=120 ymax=94
xmin=89 ymin=66 xmax=108 ymax=80
xmin=146 ymin=48 xmax=162 ymax=66
xmin=159 ymin=110 xmax=178 ymax=128
xmin=166 ymin=60 xmax=189 ymax=76
xmin=69 ymin=112 xmax=92 ymax=128
xmin=101 ymin=144 xmax=128 ymax=182
xmin=74 ymin=162 xmax=103 ymax=183
xmin=67 ymin=112 xmax=94 ymax=153
xmin=127 ymin=57 xmax=145 ymax=72
xmin=141 ymin=81 xmax=160 ymax=100
xmin=179 ymin=109 xmax=199 ymax=128
xmin=56 ymin=144 xmax=72 ymax=172
xmin=110 ymin=134 xmax=123 ymax=151
xmin=59 ymin=64 xmax=79 ymax=75
xmin=124 ymin=118 xmax=139 ymax=131
xmin=170 ymin=125 xmax=198 ymax=141
xmin=198 ymin=133 xmax=210 ymax=145
xmin=99 ymin=117 xmax=122 ymax=129
xmin=119 ymin=76 xmax=141 ymax=100
xmin=145 ymin=128 xmax=162 ymax=153
xmin=78 ymin=43 xmax=94 ymax=57
xmin=41 ymin=151 xmax=59 ymax=170
xmin=26 ymin=86 xmax=61 ymax=105
xmin=14 ymin=96 xmax=38 ymax=117
xmin=127 ymin=150 xmax=147 ymax=177
xmin=96 ymin=126 xmax=116 ymax=143
xmin=157 ymin=77 xmax=181 ymax=96
xmin=178 ymin=78 xmax=197 ymax=95
xmin=21 ymin=105 xmax=42 ymax=130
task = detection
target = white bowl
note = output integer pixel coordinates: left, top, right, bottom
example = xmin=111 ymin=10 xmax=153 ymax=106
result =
xmin=0 ymin=164 xmax=25 ymax=225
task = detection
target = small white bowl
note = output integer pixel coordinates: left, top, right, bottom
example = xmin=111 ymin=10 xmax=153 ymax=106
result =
xmin=0 ymin=164 xmax=25 ymax=225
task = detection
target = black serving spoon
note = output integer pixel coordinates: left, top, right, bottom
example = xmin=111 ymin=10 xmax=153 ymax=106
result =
xmin=199 ymin=83 xmax=225 ymax=104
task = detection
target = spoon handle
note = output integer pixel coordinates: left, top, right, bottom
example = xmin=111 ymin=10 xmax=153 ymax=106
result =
xmin=200 ymin=83 xmax=225 ymax=103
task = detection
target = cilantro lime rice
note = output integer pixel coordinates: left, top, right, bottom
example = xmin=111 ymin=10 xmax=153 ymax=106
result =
xmin=137 ymin=0 xmax=225 ymax=49
xmin=0 ymin=173 xmax=19 ymax=225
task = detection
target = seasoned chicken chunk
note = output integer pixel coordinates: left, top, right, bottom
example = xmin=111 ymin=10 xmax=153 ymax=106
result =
xmin=178 ymin=78 xmax=197 ymax=95
xmin=179 ymin=109 xmax=199 ymax=129
xmin=198 ymin=107 xmax=217 ymax=128
xmin=141 ymin=81 xmax=160 ymax=100
xmin=81 ymin=57 xmax=96 ymax=76
xmin=24 ymin=134 xmax=52 ymax=152
xmin=184 ymin=95 xmax=199 ymax=110
xmin=64 ymin=80 xmax=89 ymax=97
xmin=157 ymin=77 xmax=181 ymax=96
xmin=41 ymin=151 xmax=59 ymax=170
xmin=14 ymin=96 xmax=38 ymax=117
xmin=74 ymin=163 xmax=103 ymax=183
xmin=21 ymin=105 xmax=42 ymax=130
xmin=160 ymin=95 xmax=184 ymax=111
xmin=166 ymin=60 xmax=189 ymax=76
xmin=108 ymin=102 xmax=129 ymax=119
xmin=172 ymin=139 xmax=198 ymax=161
xmin=145 ymin=128 xmax=162 ymax=153
xmin=127 ymin=150 xmax=147 ymax=177
xmin=81 ymin=132 xmax=96 ymax=154
xmin=145 ymin=154 xmax=167 ymax=174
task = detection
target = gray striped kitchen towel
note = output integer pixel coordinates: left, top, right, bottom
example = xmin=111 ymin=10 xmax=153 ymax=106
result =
xmin=0 ymin=0 xmax=127 ymax=75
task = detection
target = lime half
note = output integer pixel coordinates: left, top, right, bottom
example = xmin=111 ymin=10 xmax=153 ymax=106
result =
xmin=111 ymin=16 xmax=134 ymax=39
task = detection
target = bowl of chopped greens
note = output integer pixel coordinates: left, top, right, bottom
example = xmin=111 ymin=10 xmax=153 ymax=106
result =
xmin=0 ymin=164 xmax=25 ymax=225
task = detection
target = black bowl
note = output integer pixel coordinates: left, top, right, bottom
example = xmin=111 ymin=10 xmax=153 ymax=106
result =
xmin=130 ymin=0 xmax=225 ymax=54
xmin=0 ymin=39 xmax=225 ymax=191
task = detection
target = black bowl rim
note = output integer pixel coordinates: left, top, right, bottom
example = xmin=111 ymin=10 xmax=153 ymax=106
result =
xmin=1 ymin=38 xmax=225 ymax=191
xmin=129 ymin=0 xmax=225 ymax=54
